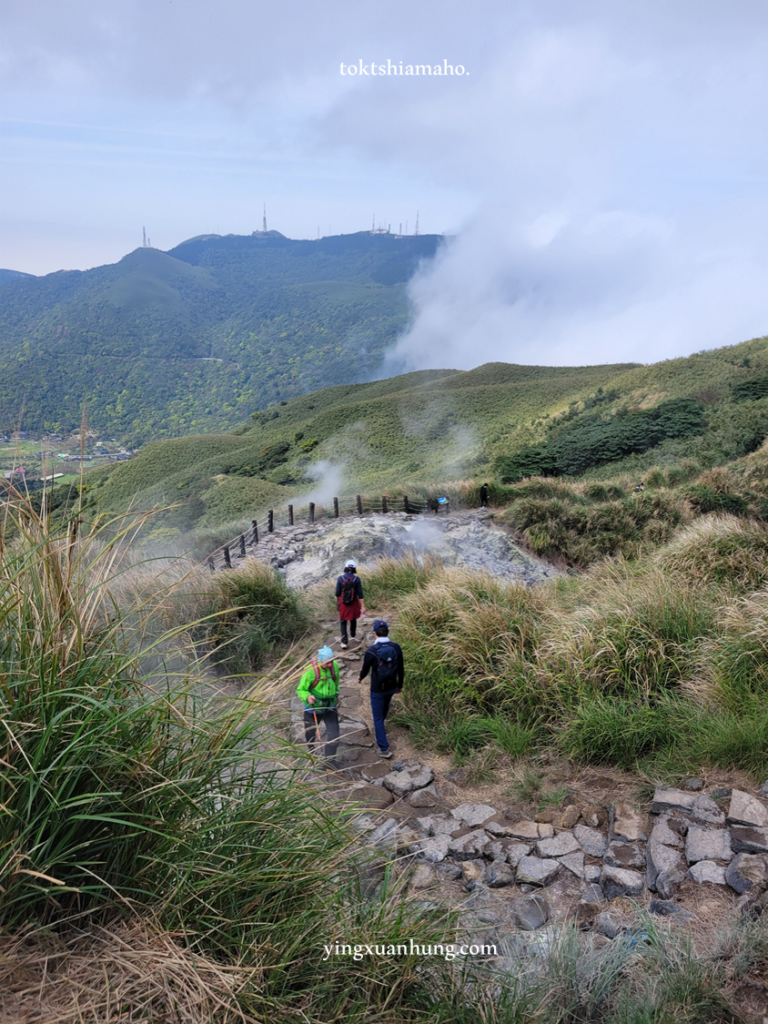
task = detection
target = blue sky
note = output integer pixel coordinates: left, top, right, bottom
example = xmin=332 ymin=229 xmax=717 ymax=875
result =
xmin=1 ymin=0 xmax=766 ymax=368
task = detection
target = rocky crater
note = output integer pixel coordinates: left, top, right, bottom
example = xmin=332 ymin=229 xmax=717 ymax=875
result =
xmin=226 ymin=510 xmax=557 ymax=588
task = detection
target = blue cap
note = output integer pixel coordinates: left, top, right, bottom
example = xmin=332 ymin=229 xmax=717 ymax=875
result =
xmin=373 ymin=620 xmax=388 ymax=633
xmin=318 ymin=646 xmax=334 ymax=661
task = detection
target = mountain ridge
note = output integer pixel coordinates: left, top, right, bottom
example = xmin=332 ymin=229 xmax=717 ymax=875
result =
xmin=0 ymin=231 xmax=442 ymax=441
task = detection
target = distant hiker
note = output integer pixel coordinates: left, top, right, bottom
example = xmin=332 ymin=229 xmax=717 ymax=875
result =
xmin=297 ymin=646 xmax=340 ymax=768
xmin=428 ymin=497 xmax=438 ymax=514
xmin=437 ymin=496 xmax=449 ymax=514
xmin=336 ymin=559 xmax=365 ymax=650
xmin=358 ymin=620 xmax=404 ymax=759
xmin=479 ymin=483 xmax=489 ymax=508
xmin=634 ymin=483 xmax=646 ymax=493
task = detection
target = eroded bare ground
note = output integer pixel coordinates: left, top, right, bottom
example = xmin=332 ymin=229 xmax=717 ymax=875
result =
xmin=224 ymin=509 xmax=558 ymax=587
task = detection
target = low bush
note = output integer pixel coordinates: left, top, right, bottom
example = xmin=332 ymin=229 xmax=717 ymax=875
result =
xmin=212 ymin=558 xmax=312 ymax=671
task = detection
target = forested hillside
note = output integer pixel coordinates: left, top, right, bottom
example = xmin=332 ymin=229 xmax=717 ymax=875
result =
xmin=0 ymin=231 xmax=440 ymax=442
xmin=83 ymin=336 xmax=768 ymax=539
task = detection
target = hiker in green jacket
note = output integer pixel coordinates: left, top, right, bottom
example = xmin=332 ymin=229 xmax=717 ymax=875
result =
xmin=297 ymin=645 xmax=341 ymax=767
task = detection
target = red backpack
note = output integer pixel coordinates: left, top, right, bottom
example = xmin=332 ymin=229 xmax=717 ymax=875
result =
xmin=309 ymin=660 xmax=338 ymax=688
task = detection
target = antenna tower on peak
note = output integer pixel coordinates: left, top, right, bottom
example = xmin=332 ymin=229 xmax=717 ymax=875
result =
xmin=414 ymin=211 xmax=419 ymax=236
xmin=263 ymin=203 xmax=268 ymax=233
xmin=142 ymin=226 xmax=147 ymax=247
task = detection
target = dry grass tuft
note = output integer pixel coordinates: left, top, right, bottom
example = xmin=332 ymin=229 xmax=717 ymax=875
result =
xmin=0 ymin=919 xmax=258 ymax=1023
xmin=654 ymin=514 xmax=768 ymax=591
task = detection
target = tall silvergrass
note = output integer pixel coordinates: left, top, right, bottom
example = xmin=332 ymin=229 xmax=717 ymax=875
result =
xmin=393 ymin=532 xmax=768 ymax=778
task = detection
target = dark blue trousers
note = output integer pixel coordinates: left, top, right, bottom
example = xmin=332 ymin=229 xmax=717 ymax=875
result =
xmin=370 ymin=689 xmax=399 ymax=750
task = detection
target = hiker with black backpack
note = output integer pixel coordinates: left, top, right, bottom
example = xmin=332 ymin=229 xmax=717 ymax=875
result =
xmin=358 ymin=620 xmax=404 ymax=759
xmin=297 ymin=645 xmax=340 ymax=769
xmin=336 ymin=558 xmax=366 ymax=650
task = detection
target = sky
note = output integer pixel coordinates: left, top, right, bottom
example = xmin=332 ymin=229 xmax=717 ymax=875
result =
xmin=1 ymin=0 xmax=767 ymax=369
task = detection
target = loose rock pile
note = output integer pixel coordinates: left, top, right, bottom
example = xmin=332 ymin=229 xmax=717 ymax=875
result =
xmin=349 ymin=764 xmax=768 ymax=936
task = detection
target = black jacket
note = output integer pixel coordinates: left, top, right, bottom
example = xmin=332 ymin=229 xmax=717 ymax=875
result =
xmin=359 ymin=639 xmax=404 ymax=693
xmin=335 ymin=573 xmax=364 ymax=601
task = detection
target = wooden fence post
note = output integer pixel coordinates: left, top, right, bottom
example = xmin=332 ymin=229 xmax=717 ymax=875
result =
xmin=403 ymin=495 xmax=410 ymax=514
xmin=356 ymin=494 xmax=363 ymax=515
xmin=268 ymin=510 xmax=274 ymax=533
xmin=223 ymin=545 xmax=232 ymax=568
xmin=309 ymin=502 xmax=315 ymax=523
xmin=333 ymin=497 xmax=339 ymax=518
xmin=381 ymin=495 xmax=388 ymax=514
xmin=252 ymin=520 xmax=259 ymax=544
xmin=288 ymin=504 xmax=294 ymax=526
xmin=239 ymin=533 xmax=246 ymax=557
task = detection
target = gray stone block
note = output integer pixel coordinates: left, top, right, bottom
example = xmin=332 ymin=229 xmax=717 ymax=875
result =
xmin=507 ymin=820 xmax=555 ymax=841
xmin=536 ymin=832 xmax=581 ymax=858
xmin=487 ymin=862 xmax=515 ymax=888
xmin=559 ymin=851 xmax=585 ymax=879
xmin=604 ymin=841 xmax=645 ymax=870
xmin=685 ymin=826 xmax=732 ymax=864
xmin=727 ymin=790 xmax=768 ymax=828
xmin=646 ymin=837 xmax=684 ymax=891
xmin=574 ymin=824 xmax=608 ymax=858
xmin=409 ymin=784 xmax=440 ymax=809
xmin=688 ymin=860 xmax=727 ymax=885
xmin=726 ymin=853 xmax=768 ymax=894
xmin=730 ymin=825 xmax=768 ymax=855
xmin=602 ymin=865 xmax=644 ymax=899
xmin=451 ymin=802 xmax=498 ymax=827
xmin=516 ymin=856 xmax=560 ymax=887
xmin=651 ymin=788 xmax=694 ymax=813
xmin=448 ymin=828 xmax=490 ymax=861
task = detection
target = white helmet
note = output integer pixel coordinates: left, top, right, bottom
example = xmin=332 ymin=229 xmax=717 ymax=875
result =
xmin=344 ymin=559 xmax=357 ymax=570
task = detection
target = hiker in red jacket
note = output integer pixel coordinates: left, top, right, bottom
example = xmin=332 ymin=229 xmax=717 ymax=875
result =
xmin=336 ymin=558 xmax=366 ymax=650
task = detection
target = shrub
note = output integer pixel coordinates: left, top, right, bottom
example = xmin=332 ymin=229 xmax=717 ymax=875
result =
xmin=496 ymin=398 xmax=707 ymax=482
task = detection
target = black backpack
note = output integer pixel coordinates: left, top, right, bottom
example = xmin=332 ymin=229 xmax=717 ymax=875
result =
xmin=341 ymin=573 xmax=357 ymax=605
xmin=375 ymin=642 xmax=398 ymax=688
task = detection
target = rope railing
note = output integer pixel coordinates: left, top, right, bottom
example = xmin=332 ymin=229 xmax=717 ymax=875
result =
xmin=204 ymin=491 xmax=443 ymax=571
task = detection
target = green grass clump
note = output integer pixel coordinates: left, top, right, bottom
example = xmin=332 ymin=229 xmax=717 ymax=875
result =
xmin=392 ymin=536 xmax=768 ymax=778
xmin=212 ymin=557 xmax=312 ymax=671
xmin=360 ymin=552 xmax=444 ymax=609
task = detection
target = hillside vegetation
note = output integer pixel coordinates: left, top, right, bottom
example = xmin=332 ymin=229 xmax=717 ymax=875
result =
xmin=0 ymin=231 xmax=439 ymax=442
xmin=82 ymin=336 xmax=768 ymax=544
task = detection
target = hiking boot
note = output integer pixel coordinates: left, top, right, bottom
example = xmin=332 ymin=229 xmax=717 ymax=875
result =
xmin=377 ymin=747 xmax=393 ymax=759
xmin=340 ymin=643 xmax=348 ymax=650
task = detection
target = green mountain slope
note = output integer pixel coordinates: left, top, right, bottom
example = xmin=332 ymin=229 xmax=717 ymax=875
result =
xmin=0 ymin=232 xmax=439 ymax=442
xmin=84 ymin=337 xmax=768 ymax=537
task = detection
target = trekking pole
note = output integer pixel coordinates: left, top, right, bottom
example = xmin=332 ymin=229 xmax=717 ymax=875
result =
xmin=312 ymin=707 xmax=322 ymax=746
